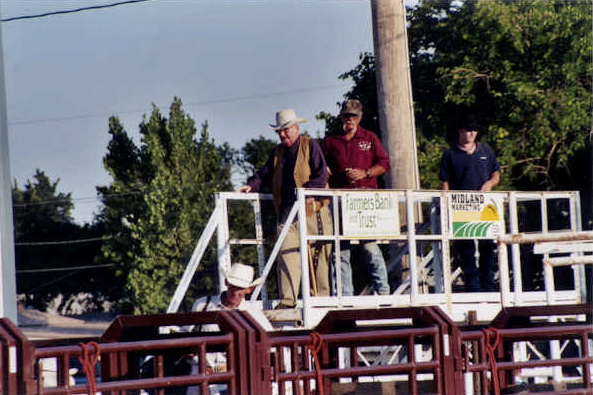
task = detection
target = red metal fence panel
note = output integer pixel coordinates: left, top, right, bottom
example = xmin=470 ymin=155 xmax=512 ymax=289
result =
xmin=460 ymin=304 xmax=593 ymax=395
xmin=2 ymin=304 xmax=592 ymax=395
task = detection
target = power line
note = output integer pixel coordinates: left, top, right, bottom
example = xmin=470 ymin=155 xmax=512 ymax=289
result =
xmin=23 ymin=270 xmax=79 ymax=293
xmin=12 ymin=190 xmax=150 ymax=208
xmin=17 ymin=263 xmax=115 ymax=274
xmin=12 ymin=179 xmax=233 ymax=209
xmin=19 ymin=264 xmax=115 ymax=293
xmin=8 ymin=84 xmax=346 ymax=127
xmin=1 ymin=0 xmax=152 ymax=23
xmin=15 ymin=237 xmax=110 ymax=246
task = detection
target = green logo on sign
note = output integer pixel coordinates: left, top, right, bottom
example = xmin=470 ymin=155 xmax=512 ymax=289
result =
xmin=453 ymin=222 xmax=493 ymax=237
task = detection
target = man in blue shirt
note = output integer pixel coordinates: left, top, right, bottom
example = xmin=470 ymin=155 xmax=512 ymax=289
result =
xmin=439 ymin=114 xmax=500 ymax=292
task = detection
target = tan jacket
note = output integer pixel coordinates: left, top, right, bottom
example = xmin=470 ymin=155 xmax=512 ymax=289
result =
xmin=271 ymin=135 xmax=312 ymax=215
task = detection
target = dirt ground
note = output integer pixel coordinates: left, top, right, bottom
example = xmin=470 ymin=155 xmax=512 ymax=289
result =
xmin=17 ymin=305 xmax=114 ymax=340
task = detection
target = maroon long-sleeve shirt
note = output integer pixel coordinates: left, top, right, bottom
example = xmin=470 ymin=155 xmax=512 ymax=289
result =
xmin=322 ymin=126 xmax=390 ymax=189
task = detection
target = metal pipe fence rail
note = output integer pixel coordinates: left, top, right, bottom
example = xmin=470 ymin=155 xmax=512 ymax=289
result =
xmin=34 ymin=336 xmax=236 ymax=395
xmin=269 ymin=327 xmax=444 ymax=395
xmin=168 ymin=189 xmax=590 ymax=328
xmin=460 ymin=304 xmax=593 ymax=395
xmin=309 ymin=306 xmax=462 ymax=395
xmin=98 ymin=310 xmax=270 ymax=395
xmin=3 ymin=305 xmax=592 ymax=395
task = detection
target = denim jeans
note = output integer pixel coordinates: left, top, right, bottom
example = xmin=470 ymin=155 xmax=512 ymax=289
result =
xmin=454 ymin=239 xmax=495 ymax=292
xmin=338 ymin=240 xmax=390 ymax=295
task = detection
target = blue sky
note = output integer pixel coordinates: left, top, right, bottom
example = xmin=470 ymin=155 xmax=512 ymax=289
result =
xmin=0 ymin=0 xmax=390 ymax=224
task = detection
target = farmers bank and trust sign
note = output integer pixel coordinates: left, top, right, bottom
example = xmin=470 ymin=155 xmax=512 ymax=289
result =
xmin=340 ymin=191 xmax=400 ymax=239
xmin=339 ymin=190 xmax=504 ymax=240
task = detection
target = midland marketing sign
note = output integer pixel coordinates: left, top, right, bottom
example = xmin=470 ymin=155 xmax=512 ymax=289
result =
xmin=448 ymin=192 xmax=505 ymax=238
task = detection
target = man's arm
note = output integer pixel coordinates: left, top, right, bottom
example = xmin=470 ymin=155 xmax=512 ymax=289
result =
xmin=304 ymin=139 xmax=329 ymax=188
xmin=237 ymin=149 xmax=276 ymax=192
xmin=438 ymin=150 xmax=450 ymax=190
xmin=367 ymin=164 xmax=388 ymax=178
xmin=480 ymin=170 xmax=500 ymax=192
xmin=346 ymin=165 xmax=387 ymax=183
xmin=372 ymin=133 xmax=390 ymax=176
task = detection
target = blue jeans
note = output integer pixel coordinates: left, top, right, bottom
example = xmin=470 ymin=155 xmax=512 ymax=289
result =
xmin=338 ymin=240 xmax=390 ymax=295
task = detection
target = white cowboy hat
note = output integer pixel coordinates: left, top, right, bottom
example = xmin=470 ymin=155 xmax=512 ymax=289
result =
xmin=225 ymin=263 xmax=263 ymax=288
xmin=269 ymin=109 xmax=307 ymax=130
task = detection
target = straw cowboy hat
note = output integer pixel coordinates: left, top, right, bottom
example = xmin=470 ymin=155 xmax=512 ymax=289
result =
xmin=225 ymin=263 xmax=263 ymax=288
xmin=269 ymin=109 xmax=307 ymax=130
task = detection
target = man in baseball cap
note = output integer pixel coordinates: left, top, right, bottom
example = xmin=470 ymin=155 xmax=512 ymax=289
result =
xmin=322 ymin=99 xmax=391 ymax=296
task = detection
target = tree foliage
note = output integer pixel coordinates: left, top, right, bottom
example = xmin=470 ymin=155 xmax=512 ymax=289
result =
xmin=324 ymin=0 xmax=591 ymax=194
xmin=98 ymin=98 xmax=233 ymax=314
xmin=96 ymin=117 xmax=146 ymax=312
xmin=411 ymin=0 xmax=591 ymax=191
xmin=238 ymin=136 xmax=276 ymax=186
xmin=13 ymin=170 xmax=105 ymax=311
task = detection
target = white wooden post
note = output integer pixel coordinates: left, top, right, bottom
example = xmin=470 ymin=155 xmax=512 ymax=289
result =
xmin=0 ymin=2 xmax=17 ymax=322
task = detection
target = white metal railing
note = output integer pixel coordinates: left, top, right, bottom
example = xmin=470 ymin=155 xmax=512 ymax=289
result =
xmin=498 ymin=230 xmax=593 ymax=383
xmin=168 ymin=189 xmax=591 ymax=327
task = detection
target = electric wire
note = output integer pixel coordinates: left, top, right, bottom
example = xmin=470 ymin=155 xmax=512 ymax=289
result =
xmin=8 ymin=84 xmax=345 ymax=127
xmin=1 ymin=0 xmax=152 ymax=23
xmin=15 ymin=237 xmax=109 ymax=246
xmin=17 ymin=263 xmax=116 ymax=274
xmin=23 ymin=267 xmax=91 ymax=293
xmin=13 ymin=179 xmax=231 ymax=208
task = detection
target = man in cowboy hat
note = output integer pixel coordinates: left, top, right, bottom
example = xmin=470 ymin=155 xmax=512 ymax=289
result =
xmin=191 ymin=263 xmax=263 ymax=312
xmin=237 ymin=109 xmax=333 ymax=309
xmin=186 ymin=263 xmax=270 ymax=395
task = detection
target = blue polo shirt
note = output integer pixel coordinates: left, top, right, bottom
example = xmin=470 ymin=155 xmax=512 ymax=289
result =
xmin=439 ymin=143 xmax=500 ymax=190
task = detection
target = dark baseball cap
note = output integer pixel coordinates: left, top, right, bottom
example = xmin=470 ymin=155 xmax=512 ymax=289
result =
xmin=340 ymin=99 xmax=363 ymax=116
xmin=459 ymin=114 xmax=481 ymax=131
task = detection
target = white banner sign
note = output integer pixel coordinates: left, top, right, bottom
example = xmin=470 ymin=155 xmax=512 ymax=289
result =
xmin=340 ymin=191 xmax=400 ymax=238
xmin=447 ymin=192 xmax=505 ymax=239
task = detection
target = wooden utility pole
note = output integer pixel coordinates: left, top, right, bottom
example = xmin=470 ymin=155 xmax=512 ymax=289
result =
xmin=0 ymin=2 xmax=17 ymax=322
xmin=371 ymin=0 xmax=419 ymax=193
xmin=371 ymin=0 xmax=421 ymax=287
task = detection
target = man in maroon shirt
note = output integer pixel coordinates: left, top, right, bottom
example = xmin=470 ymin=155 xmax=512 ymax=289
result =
xmin=322 ymin=99 xmax=390 ymax=295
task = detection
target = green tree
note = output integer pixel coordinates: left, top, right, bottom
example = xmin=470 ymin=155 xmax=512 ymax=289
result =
xmin=13 ymin=170 xmax=105 ymax=311
xmin=231 ymin=135 xmax=278 ymax=256
xmin=410 ymin=0 xmax=591 ymax=191
xmin=324 ymin=0 xmax=591 ymax=195
xmin=96 ymin=117 xmax=146 ymax=312
xmin=98 ymin=98 xmax=234 ymax=314
xmin=238 ymin=136 xmax=276 ymax=184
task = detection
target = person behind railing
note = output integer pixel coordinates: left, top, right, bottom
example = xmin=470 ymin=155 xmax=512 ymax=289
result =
xmin=186 ymin=263 xmax=270 ymax=395
xmin=322 ymin=99 xmax=391 ymax=296
xmin=439 ymin=113 xmax=501 ymax=292
xmin=190 ymin=262 xmax=265 ymax=317
xmin=237 ymin=109 xmax=333 ymax=309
